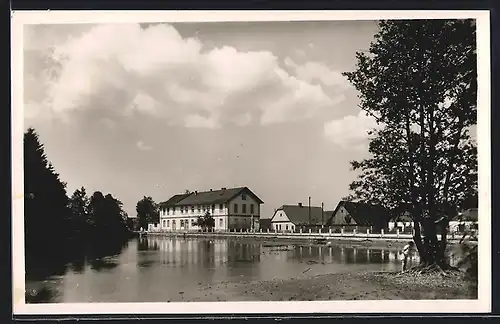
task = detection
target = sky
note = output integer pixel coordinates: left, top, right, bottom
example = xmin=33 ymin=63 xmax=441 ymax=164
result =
xmin=23 ymin=20 xmax=383 ymax=218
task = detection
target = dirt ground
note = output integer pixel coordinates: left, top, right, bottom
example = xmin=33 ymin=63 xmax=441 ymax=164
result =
xmin=171 ymin=271 xmax=478 ymax=302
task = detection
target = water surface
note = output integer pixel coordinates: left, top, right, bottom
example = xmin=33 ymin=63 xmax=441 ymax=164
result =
xmin=26 ymin=236 xmax=461 ymax=303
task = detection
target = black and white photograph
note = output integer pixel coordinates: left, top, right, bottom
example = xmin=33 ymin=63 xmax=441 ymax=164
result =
xmin=12 ymin=10 xmax=491 ymax=315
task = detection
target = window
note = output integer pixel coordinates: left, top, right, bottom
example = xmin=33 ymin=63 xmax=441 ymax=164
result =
xmin=234 ymin=203 xmax=238 ymax=213
xmin=162 ymin=220 xmax=166 ymax=227
xmin=211 ymin=204 xmax=215 ymax=211
xmin=219 ymin=218 xmax=223 ymax=227
xmin=219 ymin=204 xmax=223 ymax=210
xmin=250 ymin=204 xmax=255 ymax=214
xmin=185 ymin=220 xmax=189 ymax=228
xmin=167 ymin=220 xmax=170 ymax=227
xmin=242 ymin=194 xmax=247 ymax=200
xmin=166 ymin=207 xmax=170 ymax=215
xmin=286 ymin=224 xmax=289 ymax=231
xmin=197 ymin=206 xmax=201 ymax=212
xmin=180 ymin=220 xmax=184 ymax=227
xmin=191 ymin=206 xmax=194 ymax=213
xmin=242 ymin=204 xmax=247 ymax=213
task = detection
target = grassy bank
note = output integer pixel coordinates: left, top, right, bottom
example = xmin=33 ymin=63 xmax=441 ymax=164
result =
xmin=172 ymin=271 xmax=477 ymax=302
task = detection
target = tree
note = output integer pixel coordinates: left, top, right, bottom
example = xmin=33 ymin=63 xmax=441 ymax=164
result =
xmin=195 ymin=211 xmax=215 ymax=232
xmin=24 ymin=128 xmax=70 ymax=258
xmin=126 ymin=217 xmax=138 ymax=231
xmin=68 ymin=186 xmax=90 ymax=237
xmin=88 ymin=191 xmax=130 ymax=240
xmin=342 ymin=19 xmax=477 ymax=271
xmin=135 ymin=196 xmax=159 ymax=230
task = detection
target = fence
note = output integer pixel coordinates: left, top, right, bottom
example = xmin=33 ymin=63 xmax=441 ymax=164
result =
xmin=147 ymin=226 xmax=477 ymax=242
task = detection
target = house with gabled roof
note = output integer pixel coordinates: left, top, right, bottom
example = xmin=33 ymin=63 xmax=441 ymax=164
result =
xmin=270 ymin=203 xmax=331 ymax=232
xmin=158 ymin=186 xmax=264 ymax=232
xmin=449 ymin=207 xmax=478 ymax=234
xmin=325 ymin=200 xmax=390 ymax=233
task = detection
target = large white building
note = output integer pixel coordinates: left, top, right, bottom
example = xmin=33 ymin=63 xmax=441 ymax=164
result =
xmin=158 ymin=187 xmax=264 ymax=232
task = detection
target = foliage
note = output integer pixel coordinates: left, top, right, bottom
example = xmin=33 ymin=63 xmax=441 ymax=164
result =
xmin=342 ymin=19 xmax=477 ymax=268
xmin=195 ymin=211 xmax=216 ymax=231
xmin=126 ymin=217 xmax=138 ymax=231
xmin=24 ymin=128 xmax=70 ymax=257
xmin=68 ymin=186 xmax=90 ymax=236
xmin=24 ymin=128 xmax=132 ymax=280
xmin=135 ymin=196 xmax=159 ymax=230
xmin=454 ymin=217 xmax=478 ymax=280
xmin=88 ymin=192 xmax=130 ymax=239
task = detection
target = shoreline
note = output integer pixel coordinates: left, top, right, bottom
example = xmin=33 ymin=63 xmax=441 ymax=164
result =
xmin=128 ymin=270 xmax=477 ymax=302
xmin=143 ymin=231 xmax=475 ymax=248
xmin=26 ymin=269 xmax=477 ymax=303
xmin=191 ymin=270 xmax=477 ymax=301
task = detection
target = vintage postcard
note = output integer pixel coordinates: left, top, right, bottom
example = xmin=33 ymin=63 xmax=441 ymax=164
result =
xmin=11 ymin=10 xmax=491 ymax=315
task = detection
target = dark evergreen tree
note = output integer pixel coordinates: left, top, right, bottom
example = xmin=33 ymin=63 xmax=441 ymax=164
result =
xmin=24 ymin=128 xmax=70 ymax=262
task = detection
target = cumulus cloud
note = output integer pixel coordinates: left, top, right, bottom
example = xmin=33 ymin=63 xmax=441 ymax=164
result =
xmin=324 ymin=110 xmax=380 ymax=150
xmin=26 ymin=23 xmax=348 ymax=128
xmin=136 ymin=140 xmax=152 ymax=151
xmin=284 ymin=57 xmax=351 ymax=89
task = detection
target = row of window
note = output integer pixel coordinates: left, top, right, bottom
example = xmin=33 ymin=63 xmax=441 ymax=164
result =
xmin=274 ymin=223 xmax=295 ymax=231
xmin=162 ymin=203 xmax=256 ymax=215
xmin=162 ymin=218 xmax=225 ymax=228
xmin=162 ymin=217 xmax=255 ymax=228
xmin=234 ymin=203 xmax=255 ymax=214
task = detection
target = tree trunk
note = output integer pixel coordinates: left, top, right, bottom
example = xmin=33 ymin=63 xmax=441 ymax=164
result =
xmin=436 ymin=220 xmax=450 ymax=268
xmin=413 ymin=219 xmax=429 ymax=264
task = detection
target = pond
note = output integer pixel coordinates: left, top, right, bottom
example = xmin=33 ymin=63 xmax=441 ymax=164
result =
xmin=25 ymin=236 xmax=463 ymax=303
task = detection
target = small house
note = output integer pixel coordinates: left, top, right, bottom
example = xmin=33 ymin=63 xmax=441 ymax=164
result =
xmin=388 ymin=213 xmax=414 ymax=233
xmin=270 ymin=203 xmax=326 ymax=232
xmin=449 ymin=208 xmax=478 ymax=233
xmin=325 ymin=200 xmax=390 ymax=233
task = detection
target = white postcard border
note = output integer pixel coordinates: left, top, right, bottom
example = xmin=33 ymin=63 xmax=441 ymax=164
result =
xmin=11 ymin=10 xmax=492 ymax=315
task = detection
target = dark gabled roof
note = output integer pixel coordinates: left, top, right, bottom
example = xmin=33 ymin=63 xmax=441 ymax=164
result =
xmin=330 ymin=200 xmax=390 ymax=226
xmin=456 ymin=208 xmax=478 ymax=222
xmin=323 ymin=210 xmax=335 ymax=223
xmin=159 ymin=193 xmax=192 ymax=208
xmin=160 ymin=187 xmax=264 ymax=207
xmin=272 ymin=205 xmax=326 ymax=226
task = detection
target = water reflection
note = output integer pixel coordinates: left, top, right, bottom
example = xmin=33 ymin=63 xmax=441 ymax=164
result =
xmin=26 ymin=236 xmax=462 ymax=303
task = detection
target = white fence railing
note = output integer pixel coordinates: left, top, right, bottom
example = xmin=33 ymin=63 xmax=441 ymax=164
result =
xmin=146 ymin=228 xmax=476 ymax=242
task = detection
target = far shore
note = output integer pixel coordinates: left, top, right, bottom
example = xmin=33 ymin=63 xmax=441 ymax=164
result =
xmin=143 ymin=231 xmax=476 ymax=248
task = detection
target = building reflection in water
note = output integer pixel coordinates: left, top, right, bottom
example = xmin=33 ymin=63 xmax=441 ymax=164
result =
xmin=140 ymin=237 xmax=458 ymax=271
xmin=29 ymin=236 xmax=466 ymax=303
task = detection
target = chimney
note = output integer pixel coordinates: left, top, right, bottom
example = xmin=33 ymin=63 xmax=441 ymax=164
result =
xmin=210 ymin=189 xmax=213 ymax=192
xmin=298 ymin=202 xmax=303 ymax=207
